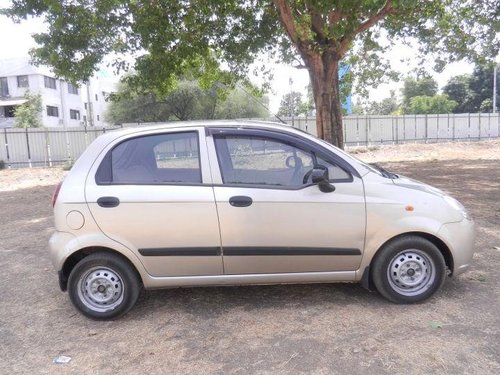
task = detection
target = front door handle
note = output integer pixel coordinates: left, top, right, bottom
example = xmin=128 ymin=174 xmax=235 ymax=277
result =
xmin=229 ymin=196 xmax=253 ymax=207
xmin=97 ymin=196 xmax=120 ymax=208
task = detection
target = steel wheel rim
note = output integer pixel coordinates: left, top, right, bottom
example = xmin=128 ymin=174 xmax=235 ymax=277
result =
xmin=387 ymin=249 xmax=436 ymax=296
xmin=77 ymin=267 xmax=124 ymax=312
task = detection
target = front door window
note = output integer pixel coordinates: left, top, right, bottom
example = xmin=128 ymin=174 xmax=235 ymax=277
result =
xmin=215 ymin=135 xmax=314 ymax=187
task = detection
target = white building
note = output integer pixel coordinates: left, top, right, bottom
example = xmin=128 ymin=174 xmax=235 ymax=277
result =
xmin=82 ymin=73 xmax=117 ymax=127
xmin=0 ymin=57 xmax=116 ymax=128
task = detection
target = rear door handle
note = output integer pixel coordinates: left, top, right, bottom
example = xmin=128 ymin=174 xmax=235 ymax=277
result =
xmin=229 ymin=196 xmax=253 ymax=207
xmin=97 ymin=196 xmax=120 ymax=208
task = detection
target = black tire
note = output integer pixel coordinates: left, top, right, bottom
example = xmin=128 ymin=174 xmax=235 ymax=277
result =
xmin=371 ymin=236 xmax=446 ymax=304
xmin=68 ymin=252 xmax=140 ymax=320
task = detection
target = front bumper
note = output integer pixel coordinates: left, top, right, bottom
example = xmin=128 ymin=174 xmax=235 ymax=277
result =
xmin=437 ymin=218 xmax=475 ymax=276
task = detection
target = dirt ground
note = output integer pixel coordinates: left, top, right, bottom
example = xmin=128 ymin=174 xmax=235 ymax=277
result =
xmin=0 ymin=140 xmax=499 ymax=374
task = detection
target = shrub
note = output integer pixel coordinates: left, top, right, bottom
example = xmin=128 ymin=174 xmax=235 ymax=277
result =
xmin=62 ymin=162 xmax=73 ymax=171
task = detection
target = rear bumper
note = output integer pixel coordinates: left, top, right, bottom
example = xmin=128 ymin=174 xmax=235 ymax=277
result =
xmin=48 ymin=231 xmax=77 ymax=271
xmin=437 ymin=219 xmax=475 ymax=276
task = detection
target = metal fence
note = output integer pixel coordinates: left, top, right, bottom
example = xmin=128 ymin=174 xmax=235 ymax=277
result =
xmin=261 ymin=113 xmax=500 ymax=146
xmin=1 ymin=113 xmax=499 ymax=168
xmin=0 ymin=126 xmax=120 ymax=168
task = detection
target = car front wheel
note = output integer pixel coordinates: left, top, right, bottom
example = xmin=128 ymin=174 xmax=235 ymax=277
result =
xmin=68 ymin=252 xmax=140 ymax=320
xmin=372 ymin=236 xmax=447 ymax=303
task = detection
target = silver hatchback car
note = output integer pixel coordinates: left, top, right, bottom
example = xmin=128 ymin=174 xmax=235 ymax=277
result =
xmin=49 ymin=121 xmax=475 ymax=319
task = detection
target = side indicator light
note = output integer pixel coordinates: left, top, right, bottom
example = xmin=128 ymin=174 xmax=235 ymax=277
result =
xmin=405 ymin=205 xmax=414 ymax=212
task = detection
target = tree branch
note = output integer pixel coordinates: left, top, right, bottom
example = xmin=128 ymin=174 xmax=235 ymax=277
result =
xmin=305 ymin=1 xmax=325 ymax=39
xmin=354 ymin=0 xmax=394 ymax=36
xmin=328 ymin=9 xmax=343 ymax=25
xmin=272 ymin=0 xmax=300 ymax=45
xmin=337 ymin=0 xmax=394 ymax=57
xmin=292 ymin=64 xmax=309 ymax=69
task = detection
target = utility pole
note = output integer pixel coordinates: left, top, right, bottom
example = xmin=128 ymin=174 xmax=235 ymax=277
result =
xmin=493 ymin=64 xmax=497 ymax=113
xmin=86 ymin=81 xmax=94 ymax=126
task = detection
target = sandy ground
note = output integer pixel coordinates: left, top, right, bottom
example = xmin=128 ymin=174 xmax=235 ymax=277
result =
xmin=0 ymin=168 xmax=67 ymax=192
xmin=348 ymin=139 xmax=500 ymax=163
xmin=0 ymin=140 xmax=499 ymax=374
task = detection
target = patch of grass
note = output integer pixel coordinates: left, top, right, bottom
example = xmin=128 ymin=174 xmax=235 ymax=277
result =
xmin=62 ymin=161 xmax=74 ymax=171
xmin=467 ymin=272 xmax=487 ymax=282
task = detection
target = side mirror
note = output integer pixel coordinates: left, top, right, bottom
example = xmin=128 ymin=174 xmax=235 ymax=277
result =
xmin=311 ymin=166 xmax=335 ymax=193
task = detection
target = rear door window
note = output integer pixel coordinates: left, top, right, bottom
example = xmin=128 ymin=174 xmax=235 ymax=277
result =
xmin=96 ymin=131 xmax=201 ymax=184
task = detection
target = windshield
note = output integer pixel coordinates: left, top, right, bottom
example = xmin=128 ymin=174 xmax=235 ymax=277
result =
xmin=366 ymin=163 xmax=399 ymax=179
xmin=314 ymin=138 xmax=387 ymax=177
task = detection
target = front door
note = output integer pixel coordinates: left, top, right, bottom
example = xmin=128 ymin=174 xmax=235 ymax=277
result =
xmin=209 ymin=129 xmax=366 ymax=274
xmin=85 ymin=129 xmax=222 ymax=277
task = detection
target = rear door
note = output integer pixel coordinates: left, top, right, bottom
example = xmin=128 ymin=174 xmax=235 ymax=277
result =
xmin=85 ymin=128 xmax=223 ymax=277
xmin=208 ymin=128 xmax=366 ymax=275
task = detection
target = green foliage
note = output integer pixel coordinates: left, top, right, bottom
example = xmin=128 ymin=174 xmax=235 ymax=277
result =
xmin=105 ymin=79 xmax=269 ymax=124
xmin=442 ymin=74 xmax=475 ymax=113
xmin=62 ymin=161 xmax=74 ymax=171
xmin=214 ymin=86 xmax=269 ymax=119
xmin=351 ymin=102 xmax=365 ymax=115
xmin=443 ymin=64 xmax=499 ymax=113
xmin=14 ymin=90 xmax=42 ymax=128
xmin=366 ymin=90 xmax=400 ymax=115
xmin=468 ymin=63 xmax=499 ymax=113
xmin=277 ymin=91 xmax=306 ymax=117
xmin=407 ymin=95 xmax=457 ymax=114
xmin=479 ymin=98 xmax=493 ymax=113
xmin=402 ymin=77 xmax=438 ymax=113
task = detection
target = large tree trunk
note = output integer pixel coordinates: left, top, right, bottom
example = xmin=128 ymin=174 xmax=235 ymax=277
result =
xmin=307 ymin=55 xmax=344 ymax=149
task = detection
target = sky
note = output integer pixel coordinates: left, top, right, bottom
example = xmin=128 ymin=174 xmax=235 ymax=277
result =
xmin=0 ymin=11 xmax=476 ymax=113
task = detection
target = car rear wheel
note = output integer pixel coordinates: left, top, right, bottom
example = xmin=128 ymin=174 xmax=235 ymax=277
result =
xmin=372 ymin=236 xmax=447 ymax=303
xmin=68 ymin=252 xmax=140 ymax=320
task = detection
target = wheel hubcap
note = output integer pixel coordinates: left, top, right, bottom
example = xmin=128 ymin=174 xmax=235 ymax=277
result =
xmin=77 ymin=267 xmax=124 ymax=312
xmin=387 ymin=250 xmax=435 ymax=296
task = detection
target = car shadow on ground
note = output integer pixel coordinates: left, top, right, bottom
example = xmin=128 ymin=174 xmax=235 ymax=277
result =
xmin=125 ymin=277 xmax=468 ymax=321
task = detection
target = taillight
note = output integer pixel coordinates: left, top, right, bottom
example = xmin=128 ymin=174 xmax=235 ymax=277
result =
xmin=51 ymin=181 xmax=63 ymax=208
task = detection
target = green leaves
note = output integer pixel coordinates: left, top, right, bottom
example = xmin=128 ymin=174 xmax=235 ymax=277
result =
xmin=402 ymin=76 xmax=439 ymax=112
xmin=105 ymin=78 xmax=269 ymax=124
xmin=3 ymin=1 xmax=497 ymax=91
xmin=407 ymin=95 xmax=457 ymax=114
xmin=14 ymin=90 xmax=43 ymax=128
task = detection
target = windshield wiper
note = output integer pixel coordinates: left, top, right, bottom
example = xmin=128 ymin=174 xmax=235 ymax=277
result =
xmin=369 ymin=163 xmax=399 ymax=179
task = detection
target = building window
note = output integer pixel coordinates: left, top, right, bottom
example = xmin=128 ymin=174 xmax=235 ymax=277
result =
xmin=84 ymin=103 xmax=88 ymax=110
xmin=97 ymin=115 xmax=100 ymax=121
xmin=95 ymin=94 xmax=98 ymax=101
xmin=68 ymin=83 xmax=79 ymax=95
xmin=70 ymin=109 xmax=80 ymax=120
xmin=0 ymin=77 xmax=9 ymax=96
xmin=4 ymin=106 xmax=15 ymax=118
xmin=46 ymin=105 xmax=59 ymax=117
xmin=44 ymin=76 xmax=57 ymax=89
xmin=17 ymin=75 xmax=29 ymax=88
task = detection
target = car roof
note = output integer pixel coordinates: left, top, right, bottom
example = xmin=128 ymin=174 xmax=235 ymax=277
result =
xmin=107 ymin=120 xmax=295 ymax=138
